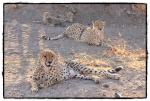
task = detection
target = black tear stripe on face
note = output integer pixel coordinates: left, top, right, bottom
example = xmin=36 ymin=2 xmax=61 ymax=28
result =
xmin=44 ymin=53 xmax=49 ymax=67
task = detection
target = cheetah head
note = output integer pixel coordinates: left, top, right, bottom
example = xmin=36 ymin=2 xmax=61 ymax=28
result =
xmin=66 ymin=12 xmax=74 ymax=18
xmin=43 ymin=12 xmax=51 ymax=18
xmin=92 ymin=20 xmax=106 ymax=31
xmin=38 ymin=49 xmax=56 ymax=67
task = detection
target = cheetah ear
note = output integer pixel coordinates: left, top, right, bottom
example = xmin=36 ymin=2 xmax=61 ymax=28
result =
xmin=102 ymin=21 xmax=106 ymax=25
xmin=38 ymin=51 xmax=41 ymax=56
xmin=38 ymin=51 xmax=43 ymax=56
xmin=38 ymin=53 xmax=41 ymax=57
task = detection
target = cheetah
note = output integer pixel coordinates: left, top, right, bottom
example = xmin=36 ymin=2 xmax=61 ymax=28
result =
xmin=33 ymin=12 xmax=63 ymax=27
xmin=57 ymin=12 xmax=74 ymax=23
xmin=65 ymin=12 xmax=74 ymax=22
xmin=27 ymin=49 xmax=123 ymax=92
xmin=42 ymin=20 xmax=108 ymax=46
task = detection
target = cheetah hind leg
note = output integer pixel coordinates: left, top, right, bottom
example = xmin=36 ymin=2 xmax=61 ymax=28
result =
xmin=74 ymin=73 xmax=101 ymax=84
xmin=65 ymin=60 xmax=122 ymax=80
xmin=69 ymin=69 xmax=101 ymax=83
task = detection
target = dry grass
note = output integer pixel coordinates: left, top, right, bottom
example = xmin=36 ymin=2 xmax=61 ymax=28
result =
xmin=69 ymin=34 xmax=146 ymax=69
xmin=132 ymin=4 xmax=146 ymax=13
xmin=102 ymin=34 xmax=146 ymax=68
xmin=73 ymin=52 xmax=110 ymax=67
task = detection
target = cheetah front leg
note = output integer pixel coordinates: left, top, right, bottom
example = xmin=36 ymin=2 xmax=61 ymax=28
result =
xmin=28 ymin=76 xmax=41 ymax=93
xmin=28 ymin=72 xmax=44 ymax=93
xmin=30 ymin=81 xmax=39 ymax=93
xmin=39 ymin=78 xmax=58 ymax=88
xmin=27 ymin=73 xmax=39 ymax=93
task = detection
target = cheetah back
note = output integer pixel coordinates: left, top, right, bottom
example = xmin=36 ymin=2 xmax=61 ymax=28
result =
xmin=80 ymin=20 xmax=105 ymax=45
xmin=64 ymin=23 xmax=86 ymax=41
xmin=80 ymin=28 xmax=104 ymax=45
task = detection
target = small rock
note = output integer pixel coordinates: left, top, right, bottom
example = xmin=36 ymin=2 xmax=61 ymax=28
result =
xmin=136 ymin=86 xmax=143 ymax=90
xmin=28 ymin=54 xmax=33 ymax=58
xmin=115 ymin=92 xmax=123 ymax=98
xmin=70 ymin=51 xmax=75 ymax=55
xmin=102 ymin=94 xmax=106 ymax=97
xmin=102 ymin=84 xmax=109 ymax=88
xmin=127 ymin=11 xmax=131 ymax=14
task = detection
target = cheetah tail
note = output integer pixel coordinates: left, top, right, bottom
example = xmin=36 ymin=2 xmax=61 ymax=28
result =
xmin=107 ymin=66 xmax=123 ymax=73
xmin=42 ymin=34 xmax=64 ymax=40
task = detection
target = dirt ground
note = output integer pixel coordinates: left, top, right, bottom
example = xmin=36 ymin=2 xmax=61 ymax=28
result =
xmin=3 ymin=4 xmax=146 ymax=98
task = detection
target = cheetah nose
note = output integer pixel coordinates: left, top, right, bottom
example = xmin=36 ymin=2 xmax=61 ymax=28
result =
xmin=48 ymin=62 xmax=52 ymax=64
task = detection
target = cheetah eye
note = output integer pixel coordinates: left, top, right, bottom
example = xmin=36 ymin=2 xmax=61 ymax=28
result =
xmin=51 ymin=55 xmax=53 ymax=57
xmin=44 ymin=55 xmax=46 ymax=58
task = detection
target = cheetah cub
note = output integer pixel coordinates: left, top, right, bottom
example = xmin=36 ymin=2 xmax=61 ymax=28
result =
xmin=42 ymin=20 xmax=108 ymax=46
xmin=33 ymin=12 xmax=63 ymax=27
xmin=65 ymin=12 xmax=74 ymax=22
xmin=42 ymin=12 xmax=63 ymax=26
xmin=58 ymin=12 xmax=74 ymax=23
xmin=27 ymin=49 xmax=123 ymax=92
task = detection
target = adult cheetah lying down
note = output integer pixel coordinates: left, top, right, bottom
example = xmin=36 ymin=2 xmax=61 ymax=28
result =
xmin=27 ymin=49 xmax=123 ymax=92
xmin=42 ymin=20 xmax=109 ymax=46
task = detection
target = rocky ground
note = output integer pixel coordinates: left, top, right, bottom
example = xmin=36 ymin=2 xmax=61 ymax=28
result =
xmin=4 ymin=4 xmax=146 ymax=98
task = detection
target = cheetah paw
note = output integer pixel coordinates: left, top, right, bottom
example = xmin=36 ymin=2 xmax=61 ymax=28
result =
xmin=30 ymin=87 xmax=39 ymax=93
xmin=113 ymin=75 xmax=121 ymax=80
xmin=93 ymin=77 xmax=101 ymax=84
xmin=94 ymin=79 xmax=100 ymax=84
xmin=39 ymin=84 xmax=48 ymax=88
xmin=42 ymin=36 xmax=47 ymax=40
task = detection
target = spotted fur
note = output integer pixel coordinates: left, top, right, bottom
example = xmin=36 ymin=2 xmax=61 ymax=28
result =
xmin=27 ymin=49 xmax=123 ymax=92
xmin=42 ymin=20 xmax=108 ymax=46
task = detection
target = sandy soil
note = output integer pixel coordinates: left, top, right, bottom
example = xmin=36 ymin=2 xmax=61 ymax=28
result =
xmin=4 ymin=4 xmax=146 ymax=98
